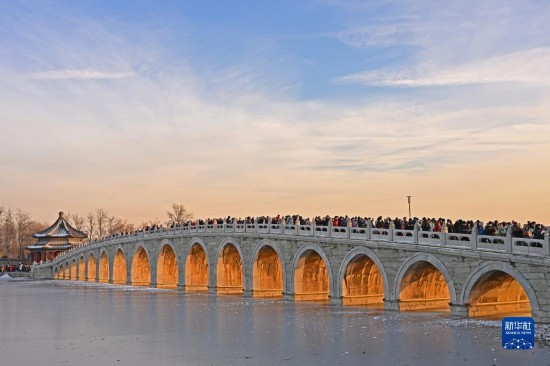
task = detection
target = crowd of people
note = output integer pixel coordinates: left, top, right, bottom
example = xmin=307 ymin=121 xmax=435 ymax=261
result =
xmin=101 ymin=215 xmax=548 ymax=241
xmin=0 ymin=262 xmax=31 ymax=273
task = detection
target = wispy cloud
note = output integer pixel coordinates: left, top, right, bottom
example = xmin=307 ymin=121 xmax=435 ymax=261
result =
xmin=1 ymin=1 xmax=549 ymax=223
xmin=28 ymin=69 xmax=134 ymax=80
xmin=334 ymin=48 xmax=550 ymax=87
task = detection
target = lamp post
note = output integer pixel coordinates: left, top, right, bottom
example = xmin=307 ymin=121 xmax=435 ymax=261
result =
xmin=407 ymin=195 xmax=412 ymax=219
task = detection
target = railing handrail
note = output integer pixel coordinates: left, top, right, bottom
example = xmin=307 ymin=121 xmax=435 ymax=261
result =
xmin=43 ymin=222 xmax=550 ymax=266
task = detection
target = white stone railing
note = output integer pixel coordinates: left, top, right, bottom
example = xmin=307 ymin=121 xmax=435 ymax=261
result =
xmin=42 ymin=221 xmax=550 ymax=267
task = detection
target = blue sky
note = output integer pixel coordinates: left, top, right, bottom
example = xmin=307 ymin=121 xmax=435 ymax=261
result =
xmin=1 ymin=0 xmax=549 ymax=223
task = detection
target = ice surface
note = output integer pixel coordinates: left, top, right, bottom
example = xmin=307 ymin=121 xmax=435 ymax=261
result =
xmin=0 ymin=280 xmax=548 ymax=366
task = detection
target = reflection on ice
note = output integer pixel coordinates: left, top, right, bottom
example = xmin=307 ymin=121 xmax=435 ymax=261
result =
xmin=0 ymin=281 xmax=547 ymax=366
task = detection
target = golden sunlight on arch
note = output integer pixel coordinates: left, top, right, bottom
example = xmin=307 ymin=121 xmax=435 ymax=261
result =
xmin=87 ymin=255 xmax=96 ymax=282
xmin=216 ymin=244 xmax=243 ymax=295
xmin=70 ymin=260 xmax=77 ymax=280
xmin=294 ymin=250 xmax=329 ymax=302
xmin=468 ymin=271 xmax=531 ymax=318
xmin=113 ymin=250 xmax=127 ymax=285
xmin=253 ymin=246 xmax=283 ymax=298
xmin=185 ymin=243 xmax=208 ymax=291
xmin=157 ymin=245 xmax=178 ymax=289
xmin=55 ymin=267 xmax=61 ymax=280
xmin=342 ymin=255 xmax=384 ymax=307
xmin=78 ymin=257 xmax=85 ymax=280
xmin=399 ymin=261 xmax=450 ymax=311
xmin=99 ymin=252 xmax=109 ymax=283
xmin=131 ymin=247 xmax=151 ymax=287
xmin=63 ymin=265 xmax=69 ymax=280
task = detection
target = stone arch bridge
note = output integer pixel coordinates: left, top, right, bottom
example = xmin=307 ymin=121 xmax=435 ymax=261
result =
xmin=33 ymin=222 xmax=550 ymax=323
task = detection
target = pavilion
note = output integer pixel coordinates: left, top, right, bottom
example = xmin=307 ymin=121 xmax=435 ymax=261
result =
xmin=26 ymin=211 xmax=87 ymax=263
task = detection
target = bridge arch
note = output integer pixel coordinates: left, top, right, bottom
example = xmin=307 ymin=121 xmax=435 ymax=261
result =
xmin=394 ymin=253 xmax=456 ymax=312
xmin=185 ymin=238 xmax=209 ymax=291
xmin=215 ymin=238 xmax=244 ymax=295
xmin=131 ymin=245 xmax=151 ymax=287
xmin=112 ymin=247 xmax=127 ymax=285
xmin=156 ymin=240 xmax=178 ymax=289
xmin=78 ymin=256 xmax=85 ymax=280
xmin=87 ymin=253 xmax=97 ymax=282
xmin=64 ymin=262 xmax=70 ymax=279
xmin=55 ymin=266 xmax=60 ymax=280
xmin=70 ymin=259 xmax=77 ymax=280
xmin=337 ymin=247 xmax=388 ymax=307
xmin=251 ymin=240 xmax=285 ymax=297
xmin=461 ymin=262 xmax=538 ymax=318
xmin=98 ymin=250 xmax=109 ymax=283
xmin=291 ymin=243 xmax=333 ymax=302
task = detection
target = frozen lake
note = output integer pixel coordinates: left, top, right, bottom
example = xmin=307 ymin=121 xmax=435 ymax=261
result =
xmin=0 ymin=280 xmax=547 ymax=366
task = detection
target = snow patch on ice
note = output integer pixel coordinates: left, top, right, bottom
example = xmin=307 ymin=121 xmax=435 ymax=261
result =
xmin=442 ymin=319 xmax=500 ymax=328
xmin=52 ymin=280 xmax=177 ymax=292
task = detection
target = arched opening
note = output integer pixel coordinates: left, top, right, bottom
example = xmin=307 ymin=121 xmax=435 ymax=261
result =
xmin=56 ymin=267 xmax=61 ymax=280
xmin=78 ymin=257 xmax=85 ymax=280
xmin=468 ymin=271 xmax=531 ymax=318
xmin=70 ymin=260 xmax=77 ymax=280
xmin=113 ymin=250 xmax=127 ymax=285
xmin=217 ymin=244 xmax=243 ymax=295
xmin=64 ymin=264 xmax=70 ymax=280
xmin=99 ymin=252 xmax=109 ymax=283
xmin=253 ymin=246 xmax=283 ymax=298
xmin=185 ymin=243 xmax=208 ymax=291
xmin=88 ymin=255 xmax=97 ymax=282
xmin=399 ymin=261 xmax=450 ymax=311
xmin=131 ymin=247 xmax=151 ymax=287
xmin=157 ymin=245 xmax=178 ymax=289
xmin=342 ymin=255 xmax=384 ymax=307
xmin=294 ymin=249 xmax=329 ymax=302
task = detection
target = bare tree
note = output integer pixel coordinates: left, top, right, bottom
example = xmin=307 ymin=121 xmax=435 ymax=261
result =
xmin=67 ymin=213 xmax=85 ymax=231
xmin=107 ymin=216 xmax=126 ymax=236
xmin=95 ymin=208 xmax=108 ymax=239
xmin=124 ymin=222 xmax=135 ymax=233
xmin=15 ymin=209 xmax=32 ymax=258
xmin=166 ymin=203 xmax=193 ymax=226
xmin=2 ymin=208 xmax=16 ymax=257
xmin=0 ymin=206 xmax=4 ymax=256
xmin=86 ymin=213 xmax=96 ymax=241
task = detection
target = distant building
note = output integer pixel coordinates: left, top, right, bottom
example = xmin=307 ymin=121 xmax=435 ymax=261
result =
xmin=26 ymin=211 xmax=87 ymax=263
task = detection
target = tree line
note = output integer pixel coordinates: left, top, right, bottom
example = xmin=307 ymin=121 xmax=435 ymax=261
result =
xmin=0 ymin=203 xmax=193 ymax=259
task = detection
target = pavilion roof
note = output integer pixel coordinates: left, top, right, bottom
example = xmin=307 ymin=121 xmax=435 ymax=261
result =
xmin=32 ymin=212 xmax=87 ymax=239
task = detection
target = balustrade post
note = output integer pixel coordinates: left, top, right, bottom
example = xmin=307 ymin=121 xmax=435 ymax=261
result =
xmin=440 ymin=219 xmax=447 ymax=246
xmin=312 ymin=222 xmax=317 ymax=237
xmin=544 ymin=233 xmax=550 ymax=257
xmin=505 ymin=225 xmax=512 ymax=253
xmin=280 ymin=219 xmax=285 ymax=234
xmin=366 ymin=220 xmax=372 ymax=240
xmin=328 ymin=221 xmax=333 ymax=238
xmin=471 ymin=226 xmax=478 ymax=250
xmin=388 ymin=221 xmax=394 ymax=242
xmin=413 ymin=222 xmax=419 ymax=244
